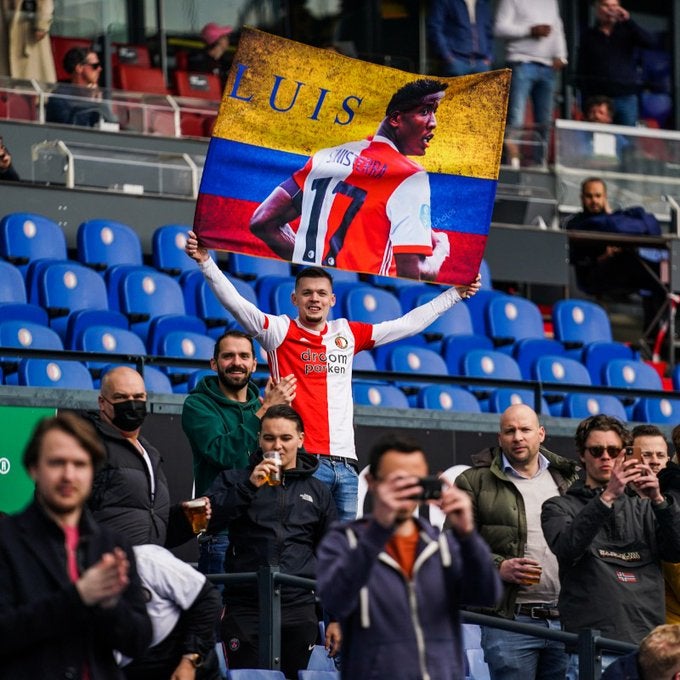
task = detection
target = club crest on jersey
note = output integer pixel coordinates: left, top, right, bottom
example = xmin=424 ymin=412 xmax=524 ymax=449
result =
xmin=335 ymin=336 xmax=349 ymax=349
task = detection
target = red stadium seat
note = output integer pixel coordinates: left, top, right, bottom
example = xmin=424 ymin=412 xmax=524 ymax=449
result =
xmin=50 ymin=35 xmax=92 ymax=82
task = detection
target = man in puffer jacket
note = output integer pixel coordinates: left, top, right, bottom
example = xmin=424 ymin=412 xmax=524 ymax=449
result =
xmin=316 ymin=433 xmax=501 ymax=680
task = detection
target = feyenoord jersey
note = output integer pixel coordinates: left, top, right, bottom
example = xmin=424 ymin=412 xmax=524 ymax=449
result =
xmin=291 ymin=135 xmax=434 ymax=276
xmin=259 ymin=315 xmax=374 ymax=459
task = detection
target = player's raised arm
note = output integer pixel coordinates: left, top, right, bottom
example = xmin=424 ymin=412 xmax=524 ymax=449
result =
xmin=250 ymin=181 xmax=301 ymax=260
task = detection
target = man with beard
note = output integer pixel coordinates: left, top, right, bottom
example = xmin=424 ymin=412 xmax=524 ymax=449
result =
xmin=87 ymin=366 xmax=201 ymax=548
xmin=182 ymin=330 xmax=296 ymax=574
xmin=566 ymin=177 xmax=666 ymax=344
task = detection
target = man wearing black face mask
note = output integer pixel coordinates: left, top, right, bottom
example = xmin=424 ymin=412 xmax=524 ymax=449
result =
xmin=87 ymin=366 xmax=202 ymax=547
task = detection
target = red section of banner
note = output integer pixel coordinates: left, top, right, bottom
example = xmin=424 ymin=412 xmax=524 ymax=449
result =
xmin=194 ymin=193 xmax=486 ymax=284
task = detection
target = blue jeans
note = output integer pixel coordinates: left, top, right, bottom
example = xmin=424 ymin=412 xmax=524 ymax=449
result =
xmin=566 ymin=652 xmax=620 ymax=679
xmin=506 ymin=61 xmax=556 ymax=164
xmin=312 ymin=456 xmax=358 ymax=522
xmin=481 ymin=615 xmax=568 ymax=680
xmin=613 ymin=94 xmax=639 ymax=126
xmin=198 ymin=533 xmax=229 ymax=583
xmin=445 ymin=56 xmax=491 ymax=77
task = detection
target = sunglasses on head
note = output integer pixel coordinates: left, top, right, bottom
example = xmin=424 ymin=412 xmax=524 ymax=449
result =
xmin=585 ymin=445 xmax=621 ymax=458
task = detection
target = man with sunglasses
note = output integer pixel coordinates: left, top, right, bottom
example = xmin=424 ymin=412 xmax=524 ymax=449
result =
xmin=542 ymin=414 xmax=680 ymax=677
xmin=46 ymin=46 xmax=118 ymax=128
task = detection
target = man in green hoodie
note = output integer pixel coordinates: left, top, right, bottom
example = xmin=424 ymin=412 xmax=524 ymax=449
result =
xmin=182 ymin=330 xmax=296 ymax=574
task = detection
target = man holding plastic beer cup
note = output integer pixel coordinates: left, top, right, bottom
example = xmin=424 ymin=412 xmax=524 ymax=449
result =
xmin=205 ymin=405 xmax=338 ymax=677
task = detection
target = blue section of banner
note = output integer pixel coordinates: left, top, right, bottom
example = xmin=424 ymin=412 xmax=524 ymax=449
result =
xmin=199 ymin=138 xmax=495 ymax=236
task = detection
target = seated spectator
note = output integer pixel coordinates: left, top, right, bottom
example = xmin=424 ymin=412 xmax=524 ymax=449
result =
xmin=187 ymin=23 xmax=233 ymax=88
xmin=119 ymin=544 xmax=222 ymax=680
xmin=584 ymin=94 xmax=615 ymax=124
xmin=565 ymin=177 xmax=667 ymax=345
xmin=601 ymin=623 xmax=680 ymax=680
xmin=45 ymin=47 xmax=119 ymax=128
xmin=206 ymin=404 xmax=339 ymax=678
xmin=0 ymin=134 xmax=19 ymax=181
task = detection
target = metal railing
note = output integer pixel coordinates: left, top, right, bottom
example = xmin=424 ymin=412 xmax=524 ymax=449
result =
xmin=207 ymin=566 xmax=637 ymax=679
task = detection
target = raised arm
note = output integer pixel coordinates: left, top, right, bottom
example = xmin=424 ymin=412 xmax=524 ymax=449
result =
xmin=249 ymin=180 xmax=301 ymax=260
xmin=370 ymin=273 xmax=481 ymax=347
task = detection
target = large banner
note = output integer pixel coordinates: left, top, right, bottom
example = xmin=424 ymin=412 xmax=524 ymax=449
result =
xmin=194 ymin=28 xmax=510 ymax=285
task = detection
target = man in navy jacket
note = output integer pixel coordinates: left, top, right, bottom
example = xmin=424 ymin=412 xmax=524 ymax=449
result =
xmin=316 ymin=434 xmax=501 ymax=680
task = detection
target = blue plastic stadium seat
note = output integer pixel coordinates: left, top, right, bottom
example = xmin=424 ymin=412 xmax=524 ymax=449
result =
xmin=77 ymin=325 xmax=147 ymax=378
xmin=513 ymin=338 xmax=565 ymax=380
xmin=582 ymin=341 xmax=636 ymax=385
xmin=461 ymin=349 xmax=522 ymax=411
xmin=0 ymin=260 xmax=26 ymax=303
xmin=77 ymin=219 xmax=143 ymax=272
xmin=532 ymin=355 xmax=592 ymax=417
xmin=603 ymin=358 xmax=663 ymax=419
xmin=65 ymin=309 xmax=129 ymax=350
xmin=353 ymin=350 xmax=377 ymax=380
xmin=0 ymin=319 xmax=63 ymax=384
xmin=263 ymin=277 xmax=297 ymax=317
xmin=146 ymin=314 xmax=207 ymax=355
xmin=34 ymin=260 xmax=109 ymax=339
xmin=152 ymin=224 xmax=215 ymax=277
xmin=0 ymin=212 xmax=67 ymax=276
xmin=298 ymin=671 xmax=340 ymax=680
xmin=227 ymin=669 xmax=286 ymax=679
xmin=352 ymin=382 xmax=410 ymax=408
xmin=18 ymin=358 xmax=94 ymax=389
xmin=415 ymin=290 xmax=476 ymax=347
xmin=464 ymin=289 xmax=506 ymax=336
xmin=186 ymin=368 xmax=217 ymax=392
xmin=386 ymin=344 xmax=449 ymax=392
xmin=552 ymin=299 xmax=612 ymax=357
xmin=416 ymin=385 xmax=481 ymax=412
xmin=227 ymin=253 xmax=291 ymax=280
xmin=105 ymin=264 xmax=157 ymax=311
xmin=372 ymin=335 xmax=427 ymax=371
xmin=487 ymin=388 xmax=550 ymax=416
xmin=561 ymin=394 xmax=628 ymax=421
xmin=485 ymin=295 xmax=545 ymax=354
xmin=343 ymin=286 xmax=402 ymax=324
xmin=442 ymin=334 xmax=494 ymax=376
xmin=117 ymin=269 xmax=186 ymax=342
xmin=633 ymin=397 xmax=680 ymax=424
xmin=158 ymin=329 xmax=215 ymax=392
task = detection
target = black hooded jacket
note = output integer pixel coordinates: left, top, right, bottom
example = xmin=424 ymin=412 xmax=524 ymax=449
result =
xmin=207 ymin=448 xmax=337 ymax=607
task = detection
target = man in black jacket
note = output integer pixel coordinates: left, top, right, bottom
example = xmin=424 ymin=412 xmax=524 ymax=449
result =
xmin=0 ymin=411 xmax=152 ymax=678
xmin=542 ymin=414 xmax=680 ymax=676
xmin=207 ymin=404 xmax=338 ymax=678
xmin=88 ymin=365 xmax=202 ymax=547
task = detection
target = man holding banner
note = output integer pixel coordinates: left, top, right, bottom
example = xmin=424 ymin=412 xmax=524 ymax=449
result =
xmin=185 ymin=232 xmax=480 ymax=520
xmin=249 ymin=78 xmax=452 ymax=281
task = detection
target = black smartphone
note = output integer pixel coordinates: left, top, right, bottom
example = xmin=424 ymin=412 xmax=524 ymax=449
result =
xmin=413 ymin=475 xmax=442 ymax=501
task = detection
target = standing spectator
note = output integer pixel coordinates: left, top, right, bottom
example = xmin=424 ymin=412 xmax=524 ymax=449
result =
xmin=0 ymin=411 xmax=152 ymax=678
xmin=186 ymin=231 xmax=480 ymax=521
xmin=0 ymin=0 xmax=56 ymax=82
xmin=181 ymin=330 xmax=296 ymax=575
xmin=455 ymin=404 xmax=577 ymax=679
xmin=427 ymin=0 xmax=494 ymax=76
xmin=87 ymin=365 xmax=201 ymax=548
xmin=45 ymin=47 xmax=119 ymax=128
xmin=206 ymin=404 xmax=338 ymax=678
xmin=576 ymin=0 xmax=656 ymax=127
xmin=541 ymin=414 xmax=680 ymax=677
xmin=316 ymin=433 xmax=501 ymax=680
xmin=0 ymin=134 xmax=20 ymax=181
xmin=494 ymin=0 xmax=567 ymax=167
xmin=120 ymin=544 xmax=223 ymax=680
xmin=635 ymin=424 xmax=680 ymax=626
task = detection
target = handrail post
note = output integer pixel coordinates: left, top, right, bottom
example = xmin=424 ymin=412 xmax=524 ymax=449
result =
xmin=258 ymin=565 xmax=281 ymax=670
xmin=577 ymin=628 xmax=601 ymax=680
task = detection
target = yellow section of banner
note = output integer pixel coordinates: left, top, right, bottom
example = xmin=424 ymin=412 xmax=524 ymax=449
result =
xmin=213 ymin=28 xmax=510 ymax=180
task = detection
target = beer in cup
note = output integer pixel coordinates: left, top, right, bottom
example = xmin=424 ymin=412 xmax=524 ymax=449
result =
xmin=183 ymin=498 xmax=209 ymax=534
xmin=263 ymin=450 xmax=282 ymax=486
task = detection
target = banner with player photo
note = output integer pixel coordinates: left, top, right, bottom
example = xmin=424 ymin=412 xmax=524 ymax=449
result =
xmin=194 ymin=28 xmax=510 ymax=285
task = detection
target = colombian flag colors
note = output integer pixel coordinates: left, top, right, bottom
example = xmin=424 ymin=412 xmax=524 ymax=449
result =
xmin=194 ymin=28 xmax=510 ymax=285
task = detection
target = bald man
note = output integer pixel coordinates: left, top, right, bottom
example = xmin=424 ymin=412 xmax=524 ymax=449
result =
xmin=86 ymin=366 xmax=199 ymax=547
xmin=456 ymin=404 xmax=579 ymax=680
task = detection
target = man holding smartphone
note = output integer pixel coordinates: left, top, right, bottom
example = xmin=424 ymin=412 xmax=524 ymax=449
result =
xmin=316 ymin=433 xmax=501 ymax=680
xmin=542 ymin=415 xmax=680 ymax=677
